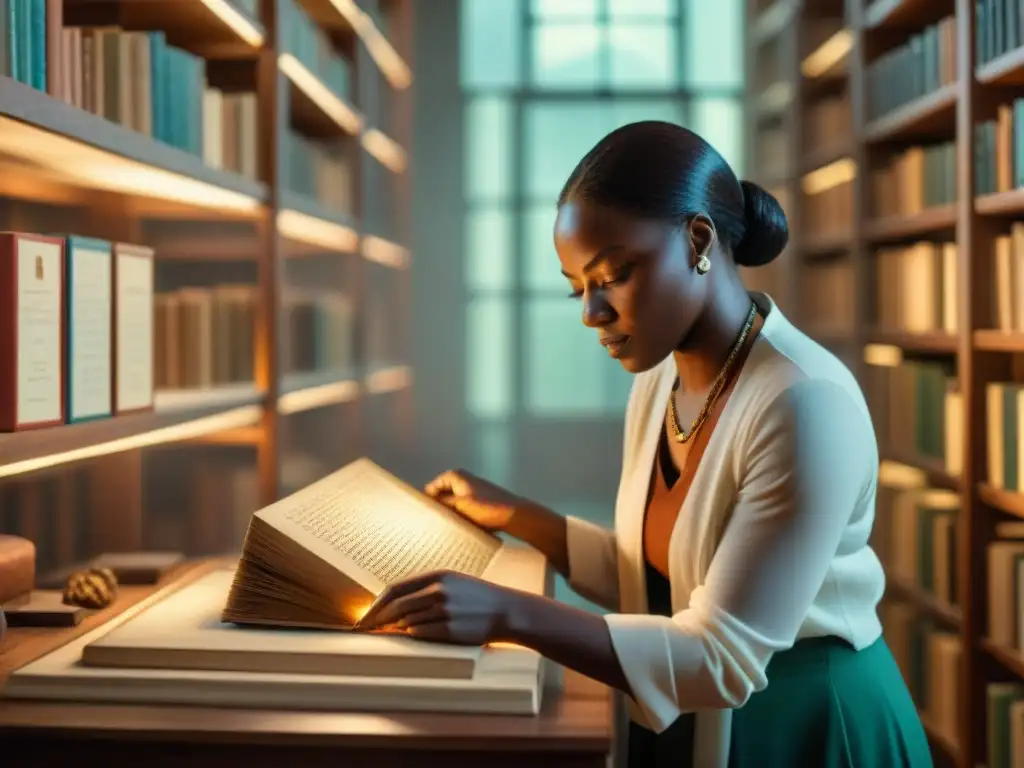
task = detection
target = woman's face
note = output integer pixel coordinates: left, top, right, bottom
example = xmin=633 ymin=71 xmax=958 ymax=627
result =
xmin=554 ymin=199 xmax=712 ymax=374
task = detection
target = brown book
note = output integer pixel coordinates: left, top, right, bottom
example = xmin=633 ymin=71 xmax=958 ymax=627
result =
xmin=221 ymin=458 xmax=549 ymax=631
xmin=0 ymin=232 xmax=67 ymax=432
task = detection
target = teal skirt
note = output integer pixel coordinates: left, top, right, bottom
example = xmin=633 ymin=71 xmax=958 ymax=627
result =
xmin=627 ymin=634 xmax=934 ymax=767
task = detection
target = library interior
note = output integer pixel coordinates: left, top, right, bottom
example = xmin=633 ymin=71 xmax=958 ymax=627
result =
xmin=4 ymin=0 xmax=1024 ymax=766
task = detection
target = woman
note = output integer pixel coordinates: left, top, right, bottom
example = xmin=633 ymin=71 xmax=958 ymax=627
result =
xmin=359 ymin=121 xmax=931 ymax=767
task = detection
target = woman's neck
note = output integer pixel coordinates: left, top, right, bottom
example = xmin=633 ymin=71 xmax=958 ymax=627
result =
xmin=673 ymin=277 xmax=754 ymax=393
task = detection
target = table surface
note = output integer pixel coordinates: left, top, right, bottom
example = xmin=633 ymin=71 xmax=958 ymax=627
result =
xmin=0 ymin=559 xmax=615 ymax=754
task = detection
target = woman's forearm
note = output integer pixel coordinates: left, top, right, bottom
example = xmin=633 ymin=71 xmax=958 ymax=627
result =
xmin=505 ymin=500 xmax=570 ymax=577
xmin=497 ymin=588 xmax=632 ymax=695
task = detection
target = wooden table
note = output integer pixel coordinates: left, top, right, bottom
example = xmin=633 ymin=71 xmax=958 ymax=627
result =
xmin=0 ymin=561 xmax=616 ymax=768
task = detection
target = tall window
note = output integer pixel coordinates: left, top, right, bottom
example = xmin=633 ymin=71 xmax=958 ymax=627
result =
xmin=460 ymin=0 xmax=745 ymax=491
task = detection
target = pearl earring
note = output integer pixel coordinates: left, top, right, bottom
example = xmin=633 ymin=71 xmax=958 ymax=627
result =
xmin=696 ymin=254 xmax=711 ymax=275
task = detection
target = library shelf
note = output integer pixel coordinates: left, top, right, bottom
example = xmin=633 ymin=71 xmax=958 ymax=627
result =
xmin=885 ymin=572 xmax=963 ymax=627
xmin=63 ymin=0 xmax=266 ymax=59
xmin=867 ymin=330 xmax=959 ymax=353
xmin=279 ymin=369 xmax=361 ymax=415
xmin=279 ymin=53 xmax=362 ymax=138
xmin=752 ymin=0 xmax=796 ymax=45
xmin=978 ymin=484 xmax=1024 ymax=519
xmin=921 ymin=716 xmax=964 ymax=768
xmin=365 ymin=364 xmax=413 ymax=395
xmin=881 ymin=449 xmax=959 ymax=490
xmin=864 ymin=205 xmax=958 ymax=242
xmin=801 ymin=231 xmax=852 ymax=259
xmin=864 ymin=0 xmax=941 ymax=31
xmin=863 ymin=84 xmax=958 ymax=144
xmin=153 ymin=234 xmax=264 ymax=262
xmin=0 ymin=386 xmax=265 ymax=480
xmin=976 ymin=45 xmax=1024 ymax=86
xmin=973 ymin=330 xmax=1024 ymax=352
xmin=981 ymin=638 xmax=1024 ymax=680
xmin=278 ymin=191 xmax=359 ymax=253
xmin=362 ymin=127 xmax=407 ymax=174
xmin=0 ymin=77 xmax=267 ymax=215
xmin=801 ymin=141 xmax=853 ymax=174
xmin=976 ymin=188 xmax=1024 ymax=216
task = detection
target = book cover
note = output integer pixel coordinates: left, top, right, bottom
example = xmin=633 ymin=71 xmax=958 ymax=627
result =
xmin=63 ymin=235 xmax=113 ymax=423
xmin=0 ymin=231 xmax=66 ymax=431
xmin=112 ymin=242 xmax=155 ymax=415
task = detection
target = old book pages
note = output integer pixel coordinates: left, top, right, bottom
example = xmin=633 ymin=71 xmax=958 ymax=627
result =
xmin=83 ymin=569 xmax=483 ymax=679
xmin=222 ymin=457 xmax=504 ymax=630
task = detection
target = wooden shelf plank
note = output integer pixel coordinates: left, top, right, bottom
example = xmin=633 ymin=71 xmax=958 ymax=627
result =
xmin=864 ymin=0 xmax=947 ymax=31
xmin=864 ymin=204 xmax=958 ymax=242
xmin=863 ymin=84 xmax=958 ymax=144
xmin=279 ymin=369 xmax=360 ymax=415
xmin=0 ymin=77 xmax=266 ymax=215
xmin=982 ymin=638 xmax=1024 ymax=679
xmin=977 ymin=188 xmax=1024 ymax=216
xmin=973 ymin=330 xmax=1024 ymax=352
xmin=63 ymin=0 xmax=265 ymax=59
xmin=881 ymin=449 xmax=960 ymax=489
xmin=978 ymin=483 xmax=1024 ymax=519
xmin=867 ymin=330 xmax=959 ymax=353
xmin=279 ymin=53 xmax=362 ymax=139
xmin=801 ymin=141 xmax=853 ymax=174
xmin=977 ymin=45 xmax=1024 ymax=85
xmin=801 ymin=231 xmax=852 ymax=258
xmin=278 ymin=191 xmax=359 ymax=253
xmin=0 ymin=386 xmax=265 ymax=480
xmin=884 ymin=572 xmax=962 ymax=626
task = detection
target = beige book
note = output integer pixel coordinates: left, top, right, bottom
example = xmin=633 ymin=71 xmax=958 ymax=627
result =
xmin=222 ymin=458 xmax=551 ymax=631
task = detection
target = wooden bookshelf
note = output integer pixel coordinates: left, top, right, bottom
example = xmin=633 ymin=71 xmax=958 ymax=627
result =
xmin=0 ymin=0 xmax=414 ymax=577
xmin=748 ymin=0 xmax=1024 ymax=764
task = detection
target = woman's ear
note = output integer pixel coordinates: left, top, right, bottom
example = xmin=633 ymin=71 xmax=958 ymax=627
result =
xmin=686 ymin=215 xmax=717 ymax=268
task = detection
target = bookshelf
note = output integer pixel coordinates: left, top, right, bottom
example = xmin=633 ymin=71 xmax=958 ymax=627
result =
xmin=0 ymin=1 xmax=413 ymax=578
xmin=747 ymin=0 xmax=1024 ymax=765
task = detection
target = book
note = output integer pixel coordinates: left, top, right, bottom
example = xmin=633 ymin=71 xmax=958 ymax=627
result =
xmin=112 ymin=242 xmax=154 ymax=415
xmin=222 ymin=457 xmax=551 ymax=631
xmin=0 ymin=231 xmax=66 ymax=432
xmin=63 ymin=235 xmax=113 ymax=423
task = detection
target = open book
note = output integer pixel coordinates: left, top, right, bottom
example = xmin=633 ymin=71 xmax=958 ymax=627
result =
xmin=222 ymin=458 xmax=549 ymax=630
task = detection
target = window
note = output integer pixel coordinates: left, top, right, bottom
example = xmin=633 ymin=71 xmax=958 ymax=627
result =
xmin=460 ymin=0 xmax=746 ymax=475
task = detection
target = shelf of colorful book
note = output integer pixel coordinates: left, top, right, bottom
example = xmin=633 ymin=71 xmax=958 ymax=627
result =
xmin=62 ymin=0 xmax=266 ymax=60
xmin=0 ymin=385 xmax=264 ymax=480
xmin=864 ymin=205 xmax=958 ymax=243
xmin=0 ymin=77 xmax=267 ymax=216
xmin=863 ymin=84 xmax=958 ymax=144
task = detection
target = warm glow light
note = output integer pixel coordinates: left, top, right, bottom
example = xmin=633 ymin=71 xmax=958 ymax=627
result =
xmin=199 ymin=0 xmax=265 ymax=47
xmin=878 ymin=460 xmax=928 ymax=488
xmin=365 ymin=366 xmax=412 ymax=394
xmin=362 ymin=129 xmax=407 ymax=173
xmin=362 ymin=235 xmax=409 ymax=269
xmin=277 ymin=208 xmax=359 ymax=252
xmin=0 ymin=405 xmax=262 ymax=479
xmin=758 ymin=81 xmax=792 ymax=115
xmin=278 ymin=54 xmax=363 ymax=135
xmin=0 ymin=118 xmax=263 ymax=214
xmin=801 ymin=29 xmax=852 ymax=78
xmin=325 ymin=0 xmax=412 ymax=89
xmin=802 ymin=158 xmax=857 ymax=195
xmin=863 ymin=343 xmax=903 ymax=367
xmin=485 ymin=641 xmax=529 ymax=651
xmin=278 ymin=379 xmax=360 ymax=415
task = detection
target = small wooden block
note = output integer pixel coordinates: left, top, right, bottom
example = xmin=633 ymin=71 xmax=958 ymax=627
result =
xmin=3 ymin=591 xmax=87 ymax=628
xmin=0 ymin=535 xmax=36 ymax=604
xmin=91 ymin=551 xmax=185 ymax=585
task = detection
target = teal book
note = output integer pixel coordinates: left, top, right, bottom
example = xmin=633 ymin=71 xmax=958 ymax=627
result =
xmin=29 ymin=0 xmax=43 ymax=91
xmin=63 ymin=236 xmax=113 ymax=423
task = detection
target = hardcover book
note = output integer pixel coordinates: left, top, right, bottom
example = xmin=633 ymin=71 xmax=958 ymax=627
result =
xmin=63 ymin=235 xmax=113 ymax=423
xmin=112 ymin=242 xmax=154 ymax=415
xmin=0 ymin=231 xmax=66 ymax=432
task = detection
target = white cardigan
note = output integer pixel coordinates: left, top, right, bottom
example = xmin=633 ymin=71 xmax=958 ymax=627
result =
xmin=565 ymin=293 xmax=886 ymax=767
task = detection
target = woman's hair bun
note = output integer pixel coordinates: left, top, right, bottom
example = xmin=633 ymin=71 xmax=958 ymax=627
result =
xmin=732 ymin=180 xmax=789 ymax=268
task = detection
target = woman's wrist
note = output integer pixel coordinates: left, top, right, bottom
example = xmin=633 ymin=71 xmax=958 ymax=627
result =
xmin=504 ymin=500 xmax=570 ymax=576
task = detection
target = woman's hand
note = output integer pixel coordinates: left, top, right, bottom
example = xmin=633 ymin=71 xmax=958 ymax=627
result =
xmin=425 ymin=469 xmax=524 ymax=532
xmin=356 ymin=570 xmax=515 ymax=646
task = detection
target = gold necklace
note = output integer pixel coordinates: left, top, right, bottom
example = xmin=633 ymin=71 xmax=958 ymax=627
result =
xmin=667 ymin=302 xmax=758 ymax=444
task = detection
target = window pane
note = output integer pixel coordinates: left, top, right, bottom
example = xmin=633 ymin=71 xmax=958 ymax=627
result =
xmin=530 ymin=0 xmax=597 ymax=19
xmin=690 ymin=97 xmax=744 ymax=177
xmin=683 ymin=0 xmax=743 ymax=88
xmin=460 ymin=0 xmax=521 ymax=88
xmin=611 ymin=98 xmax=685 ymax=127
xmin=523 ymin=205 xmax=562 ymax=290
xmin=526 ymin=298 xmax=611 ymax=415
xmin=465 ymin=207 xmax=513 ymax=291
xmin=531 ymin=23 xmax=602 ymax=88
xmin=464 ymin=97 xmax=513 ymax=202
xmin=467 ymin=297 xmax=513 ymax=418
xmin=524 ymin=102 xmax=613 ymax=198
xmin=608 ymin=0 xmax=674 ymax=17
xmin=608 ymin=23 xmax=676 ymax=89
xmin=470 ymin=422 xmax=514 ymax=488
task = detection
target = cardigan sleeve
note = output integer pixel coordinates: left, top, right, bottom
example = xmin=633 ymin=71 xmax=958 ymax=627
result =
xmin=565 ymin=515 xmax=620 ymax=611
xmin=603 ymin=377 xmax=876 ymax=731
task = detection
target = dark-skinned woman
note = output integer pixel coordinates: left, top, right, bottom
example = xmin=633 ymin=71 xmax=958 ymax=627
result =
xmin=359 ymin=121 xmax=932 ymax=768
